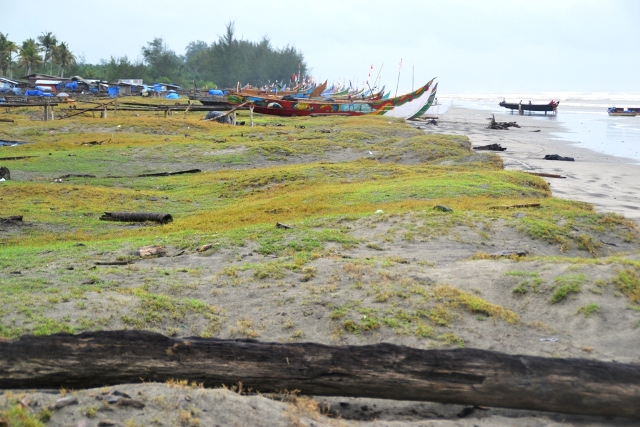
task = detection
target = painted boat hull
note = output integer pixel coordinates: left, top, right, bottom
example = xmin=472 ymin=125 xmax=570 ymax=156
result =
xmin=231 ymin=79 xmax=436 ymax=118
xmin=608 ymin=107 xmax=640 ymax=116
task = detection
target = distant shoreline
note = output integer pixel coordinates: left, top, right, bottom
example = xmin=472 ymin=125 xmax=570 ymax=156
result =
xmin=413 ymin=104 xmax=640 ymax=223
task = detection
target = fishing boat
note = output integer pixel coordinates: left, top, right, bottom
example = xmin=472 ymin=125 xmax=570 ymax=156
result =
xmin=385 ymin=83 xmax=438 ymax=120
xmin=499 ymin=100 xmax=559 ymax=114
xmin=607 ymin=107 xmax=640 ymax=117
xmin=229 ymin=78 xmax=435 ymax=118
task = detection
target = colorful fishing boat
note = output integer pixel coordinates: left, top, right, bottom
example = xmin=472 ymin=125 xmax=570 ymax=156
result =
xmin=228 ymin=78 xmax=435 ymax=118
xmin=607 ymin=107 xmax=640 ymax=117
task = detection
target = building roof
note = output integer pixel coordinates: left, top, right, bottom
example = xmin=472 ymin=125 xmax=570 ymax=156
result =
xmin=35 ymin=79 xmax=62 ymax=85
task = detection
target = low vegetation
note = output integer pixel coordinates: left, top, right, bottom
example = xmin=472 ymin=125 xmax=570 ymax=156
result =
xmin=1 ymin=97 xmax=639 ymax=350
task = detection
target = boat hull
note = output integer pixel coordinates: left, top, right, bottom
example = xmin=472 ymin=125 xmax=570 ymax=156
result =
xmin=499 ymin=101 xmax=558 ymax=112
xmin=608 ymin=107 xmax=640 ymax=117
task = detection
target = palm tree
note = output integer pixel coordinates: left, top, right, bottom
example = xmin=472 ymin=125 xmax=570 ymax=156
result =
xmin=0 ymin=34 xmax=19 ymax=78
xmin=54 ymin=42 xmax=75 ymax=78
xmin=37 ymin=31 xmax=57 ymax=74
xmin=18 ymin=38 xmax=42 ymax=75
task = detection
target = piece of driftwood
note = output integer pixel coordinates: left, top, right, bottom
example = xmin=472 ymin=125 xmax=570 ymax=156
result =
xmin=490 ymin=250 xmax=529 ymax=258
xmin=99 ymin=212 xmax=173 ymax=224
xmin=0 ymin=118 xmax=15 ymax=122
xmin=276 ymin=222 xmax=293 ymax=229
xmin=95 ymin=261 xmax=132 ymax=266
xmin=525 ymin=172 xmax=566 ymax=179
xmin=0 ymin=215 xmax=23 ymax=222
xmin=0 ymin=156 xmax=38 ymax=161
xmin=137 ymin=169 xmax=201 ymax=177
xmin=486 ymin=114 xmax=520 ymax=130
xmin=473 ymin=143 xmax=506 ymax=151
xmin=544 ymin=154 xmax=574 ymax=161
xmin=1 ymin=331 xmax=639 ymax=419
xmin=58 ymin=173 xmax=97 ymax=179
xmin=136 ymin=245 xmax=167 ymax=257
xmin=490 ymin=203 xmax=541 ymax=209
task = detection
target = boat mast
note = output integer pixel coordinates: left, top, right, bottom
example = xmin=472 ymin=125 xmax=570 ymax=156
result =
xmin=395 ymin=58 xmax=402 ymax=97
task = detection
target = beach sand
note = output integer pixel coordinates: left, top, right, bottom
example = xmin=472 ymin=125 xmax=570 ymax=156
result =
xmin=3 ymin=106 xmax=640 ymax=427
xmin=413 ymin=106 xmax=640 ymax=224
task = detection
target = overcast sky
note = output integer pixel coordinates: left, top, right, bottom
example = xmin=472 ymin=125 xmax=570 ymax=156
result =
xmin=3 ymin=0 xmax=639 ymax=94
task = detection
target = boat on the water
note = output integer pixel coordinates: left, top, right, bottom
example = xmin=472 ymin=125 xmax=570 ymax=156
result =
xmin=227 ymin=78 xmax=436 ymax=118
xmin=607 ymin=107 xmax=640 ymax=117
xmin=499 ymin=100 xmax=559 ymax=114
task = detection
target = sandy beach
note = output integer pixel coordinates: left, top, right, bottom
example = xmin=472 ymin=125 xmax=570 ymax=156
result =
xmin=414 ymin=105 xmax=640 ymax=224
xmin=2 ymin=105 xmax=640 ymax=427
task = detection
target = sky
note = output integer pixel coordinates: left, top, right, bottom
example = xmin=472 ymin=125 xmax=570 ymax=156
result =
xmin=3 ymin=0 xmax=640 ymax=95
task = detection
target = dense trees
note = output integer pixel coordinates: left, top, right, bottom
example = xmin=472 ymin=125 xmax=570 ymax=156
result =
xmin=0 ymin=22 xmax=309 ymax=90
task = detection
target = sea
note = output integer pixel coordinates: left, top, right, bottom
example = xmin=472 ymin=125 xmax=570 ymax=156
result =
xmin=445 ymin=92 xmax=640 ymax=164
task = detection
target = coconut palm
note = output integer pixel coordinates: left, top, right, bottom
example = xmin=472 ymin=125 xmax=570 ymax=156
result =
xmin=0 ymin=33 xmax=18 ymax=77
xmin=54 ymin=42 xmax=75 ymax=78
xmin=18 ymin=38 xmax=42 ymax=75
xmin=37 ymin=31 xmax=57 ymax=74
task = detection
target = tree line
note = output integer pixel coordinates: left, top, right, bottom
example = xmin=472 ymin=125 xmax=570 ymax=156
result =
xmin=0 ymin=22 xmax=309 ymax=90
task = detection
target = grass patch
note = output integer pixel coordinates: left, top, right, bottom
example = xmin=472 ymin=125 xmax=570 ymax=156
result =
xmin=577 ymin=303 xmax=601 ymax=316
xmin=550 ymin=274 xmax=585 ymax=303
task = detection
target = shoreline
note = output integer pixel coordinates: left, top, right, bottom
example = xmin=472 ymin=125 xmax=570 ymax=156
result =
xmin=413 ymin=105 xmax=640 ymax=224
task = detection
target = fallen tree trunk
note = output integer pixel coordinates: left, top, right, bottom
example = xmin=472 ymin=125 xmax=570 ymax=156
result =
xmin=526 ymin=172 xmax=566 ymax=179
xmin=99 ymin=212 xmax=173 ymax=224
xmin=137 ymin=168 xmax=201 ymax=177
xmin=1 ymin=331 xmax=639 ymax=419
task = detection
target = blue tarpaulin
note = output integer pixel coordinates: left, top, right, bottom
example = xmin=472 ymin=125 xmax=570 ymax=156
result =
xmin=25 ymin=90 xmax=52 ymax=97
xmin=65 ymin=81 xmax=78 ymax=90
xmin=107 ymin=87 xmax=119 ymax=98
xmin=153 ymin=84 xmax=163 ymax=93
xmin=208 ymin=89 xmax=225 ymax=96
xmin=166 ymin=92 xmax=180 ymax=99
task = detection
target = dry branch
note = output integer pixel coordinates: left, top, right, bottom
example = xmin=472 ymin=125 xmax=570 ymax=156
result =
xmin=0 ymin=331 xmax=639 ymax=419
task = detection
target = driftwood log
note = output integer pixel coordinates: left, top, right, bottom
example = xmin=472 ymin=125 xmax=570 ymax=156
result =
xmin=137 ymin=168 xmax=201 ymax=177
xmin=486 ymin=114 xmax=520 ymax=130
xmin=99 ymin=212 xmax=173 ymax=224
xmin=1 ymin=330 xmax=639 ymax=419
xmin=544 ymin=154 xmax=575 ymax=161
xmin=473 ymin=143 xmax=506 ymax=151
xmin=526 ymin=172 xmax=566 ymax=179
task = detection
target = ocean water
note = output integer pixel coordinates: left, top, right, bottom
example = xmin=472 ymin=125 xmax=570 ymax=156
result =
xmin=446 ymin=92 xmax=640 ymax=163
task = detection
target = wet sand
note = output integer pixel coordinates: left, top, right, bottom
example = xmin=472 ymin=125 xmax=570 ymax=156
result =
xmin=412 ymin=105 xmax=640 ymax=224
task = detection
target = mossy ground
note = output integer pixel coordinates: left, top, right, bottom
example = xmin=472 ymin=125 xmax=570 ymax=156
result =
xmin=1 ymin=97 xmax=639 ymax=358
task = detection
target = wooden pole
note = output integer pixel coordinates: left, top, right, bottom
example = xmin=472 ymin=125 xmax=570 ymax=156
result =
xmin=1 ymin=330 xmax=639 ymax=419
xmin=250 ymin=105 xmax=254 ymax=127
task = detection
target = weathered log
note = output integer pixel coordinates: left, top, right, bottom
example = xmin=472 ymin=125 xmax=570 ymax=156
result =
xmin=490 ymin=203 xmax=541 ymax=209
xmin=0 ymin=156 xmax=38 ymax=161
xmin=0 ymin=118 xmax=15 ymax=122
xmin=526 ymin=172 xmax=566 ymax=179
xmin=544 ymin=154 xmax=574 ymax=161
xmin=99 ymin=212 xmax=173 ymax=224
xmin=473 ymin=143 xmax=506 ymax=151
xmin=95 ymin=261 xmax=132 ymax=266
xmin=0 ymin=215 xmax=23 ymax=222
xmin=0 ymin=331 xmax=639 ymax=419
xmin=137 ymin=169 xmax=201 ymax=177
xmin=58 ymin=173 xmax=97 ymax=179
